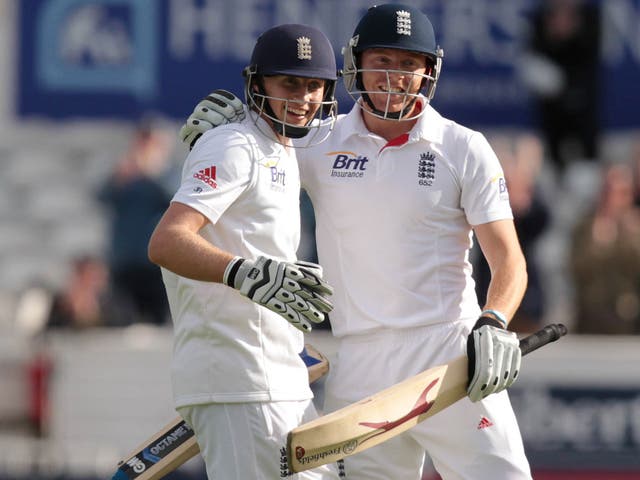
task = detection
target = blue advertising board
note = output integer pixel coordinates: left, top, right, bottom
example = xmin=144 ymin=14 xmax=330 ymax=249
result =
xmin=511 ymin=385 xmax=640 ymax=471
xmin=17 ymin=0 xmax=640 ymax=129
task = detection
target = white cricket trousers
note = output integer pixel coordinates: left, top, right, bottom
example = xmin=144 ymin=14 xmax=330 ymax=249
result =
xmin=178 ymin=400 xmax=341 ymax=479
xmin=324 ymin=320 xmax=532 ymax=480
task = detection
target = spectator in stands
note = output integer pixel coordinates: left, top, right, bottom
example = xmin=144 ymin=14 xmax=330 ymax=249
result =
xmin=520 ymin=0 xmax=601 ymax=177
xmin=475 ymin=134 xmax=551 ymax=333
xmin=47 ymin=255 xmax=135 ymax=329
xmin=98 ymin=121 xmax=175 ymax=325
xmin=569 ymin=162 xmax=640 ymax=334
xmin=631 ymin=137 xmax=640 ymax=207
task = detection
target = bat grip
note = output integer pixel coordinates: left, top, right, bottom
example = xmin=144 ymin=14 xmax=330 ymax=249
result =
xmin=519 ymin=323 xmax=567 ymax=356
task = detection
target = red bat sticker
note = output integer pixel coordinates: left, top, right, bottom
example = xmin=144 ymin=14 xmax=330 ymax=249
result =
xmin=358 ymin=378 xmax=439 ymax=432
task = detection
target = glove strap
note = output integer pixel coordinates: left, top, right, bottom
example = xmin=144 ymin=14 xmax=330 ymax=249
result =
xmin=223 ymin=257 xmax=245 ymax=288
xmin=473 ymin=316 xmax=505 ymax=331
xmin=480 ymin=309 xmax=508 ymax=328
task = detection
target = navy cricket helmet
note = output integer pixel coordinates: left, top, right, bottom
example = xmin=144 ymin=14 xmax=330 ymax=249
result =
xmin=342 ymin=4 xmax=444 ymax=120
xmin=243 ymin=24 xmax=339 ymax=143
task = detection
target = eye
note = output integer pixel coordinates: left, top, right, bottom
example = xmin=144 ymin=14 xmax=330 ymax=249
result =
xmin=367 ymin=55 xmax=390 ymax=67
xmin=283 ymin=77 xmax=299 ymax=87
xmin=307 ymin=80 xmax=323 ymax=92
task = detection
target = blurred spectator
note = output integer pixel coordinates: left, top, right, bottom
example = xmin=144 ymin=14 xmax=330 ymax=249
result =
xmin=520 ymin=0 xmax=601 ymax=177
xmin=475 ymin=134 xmax=551 ymax=333
xmin=632 ymin=137 xmax=640 ymax=207
xmin=569 ymin=162 xmax=640 ymax=334
xmin=47 ymin=255 xmax=135 ymax=329
xmin=98 ymin=121 xmax=175 ymax=325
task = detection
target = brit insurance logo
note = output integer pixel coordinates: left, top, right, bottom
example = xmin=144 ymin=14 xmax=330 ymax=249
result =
xmin=261 ymin=159 xmax=287 ymax=192
xmin=418 ymin=152 xmax=436 ymax=186
xmin=327 ymin=151 xmax=369 ymax=179
xmin=492 ymin=174 xmax=510 ymax=201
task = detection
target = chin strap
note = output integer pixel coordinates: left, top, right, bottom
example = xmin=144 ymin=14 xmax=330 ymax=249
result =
xmin=271 ymin=119 xmax=310 ymax=139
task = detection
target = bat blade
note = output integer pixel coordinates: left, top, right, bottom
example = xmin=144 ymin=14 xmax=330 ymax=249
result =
xmin=288 ymin=356 xmax=467 ymax=472
xmin=111 ymin=417 xmax=199 ymax=480
xmin=112 ymin=343 xmax=329 ymax=480
xmin=287 ymin=323 xmax=567 ymax=473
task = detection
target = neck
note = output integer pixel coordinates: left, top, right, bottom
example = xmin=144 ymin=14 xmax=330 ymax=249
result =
xmin=361 ymin=109 xmax=417 ymax=141
xmin=260 ymin=114 xmax=294 ymax=147
xmin=275 ymin=132 xmax=294 ymax=148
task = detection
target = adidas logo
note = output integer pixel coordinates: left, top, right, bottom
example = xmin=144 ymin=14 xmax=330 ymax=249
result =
xmin=194 ymin=166 xmax=217 ymax=188
xmin=477 ymin=416 xmax=493 ymax=430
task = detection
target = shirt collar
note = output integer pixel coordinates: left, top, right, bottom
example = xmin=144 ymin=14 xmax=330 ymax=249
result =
xmin=412 ymin=99 xmax=445 ymax=145
xmin=244 ymin=110 xmax=292 ymax=155
xmin=338 ymin=96 xmax=445 ymax=146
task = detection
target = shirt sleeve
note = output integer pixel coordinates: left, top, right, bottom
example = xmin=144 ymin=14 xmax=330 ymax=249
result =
xmin=172 ymin=128 xmax=255 ymax=224
xmin=460 ymin=132 xmax=513 ymax=226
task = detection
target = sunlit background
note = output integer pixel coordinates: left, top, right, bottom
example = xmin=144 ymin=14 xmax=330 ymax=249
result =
xmin=0 ymin=1 xmax=639 ymax=479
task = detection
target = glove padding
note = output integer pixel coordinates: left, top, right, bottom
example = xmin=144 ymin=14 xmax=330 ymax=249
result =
xmin=179 ymin=90 xmax=245 ymax=150
xmin=223 ymin=256 xmax=333 ymax=333
xmin=466 ymin=317 xmax=521 ymax=402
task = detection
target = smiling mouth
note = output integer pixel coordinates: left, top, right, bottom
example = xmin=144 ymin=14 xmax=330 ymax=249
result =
xmin=287 ymin=106 xmax=308 ymax=116
xmin=284 ymin=106 xmax=312 ymax=124
xmin=379 ymin=86 xmax=407 ymax=94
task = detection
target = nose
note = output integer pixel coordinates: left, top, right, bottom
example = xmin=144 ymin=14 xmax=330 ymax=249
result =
xmin=388 ymin=69 xmax=406 ymax=81
xmin=385 ymin=69 xmax=408 ymax=90
xmin=289 ymin=83 xmax=312 ymax=100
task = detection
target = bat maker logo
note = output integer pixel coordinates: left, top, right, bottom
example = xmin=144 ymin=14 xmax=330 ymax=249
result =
xmin=418 ymin=152 xmax=436 ymax=186
xmin=120 ymin=421 xmax=194 ymax=475
xmin=327 ymin=151 xmax=369 ymax=178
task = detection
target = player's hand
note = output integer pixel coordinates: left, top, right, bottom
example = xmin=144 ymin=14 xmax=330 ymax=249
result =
xmin=179 ymin=90 xmax=245 ymax=150
xmin=466 ymin=316 xmax=521 ymax=402
xmin=223 ymin=256 xmax=333 ymax=333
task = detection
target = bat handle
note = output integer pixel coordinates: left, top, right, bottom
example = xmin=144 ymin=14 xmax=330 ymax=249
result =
xmin=519 ymin=323 xmax=567 ymax=356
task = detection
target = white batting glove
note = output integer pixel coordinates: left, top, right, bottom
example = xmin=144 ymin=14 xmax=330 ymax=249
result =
xmin=179 ymin=90 xmax=245 ymax=150
xmin=466 ymin=317 xmax=521 ymax=402
xmin=223 ymin=256 xmax=333 ymax=333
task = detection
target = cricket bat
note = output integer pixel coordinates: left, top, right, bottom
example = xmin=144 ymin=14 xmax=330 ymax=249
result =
xmin=111 ymin=343 xmax=329 ymax=480
xmin=287 ymin=323 xmax=567 ymax=473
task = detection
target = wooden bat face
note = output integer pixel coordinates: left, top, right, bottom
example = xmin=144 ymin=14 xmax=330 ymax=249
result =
xmin=288 ymin=356 xmax=467 ymax=471
xmin=288 ymin=324 xmax=567 ymax=473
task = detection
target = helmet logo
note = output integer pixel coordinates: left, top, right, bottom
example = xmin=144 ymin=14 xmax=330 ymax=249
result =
xmin=297 ymin=36 xmax=312 ymax=60
xmin=396 ymin=10 xmax=412 ymax=36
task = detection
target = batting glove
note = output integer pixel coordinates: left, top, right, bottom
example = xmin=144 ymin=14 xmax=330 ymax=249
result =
xmin=179 ymin=90 xmax=245 ymax=150
xmin=223 ymin=256 xmax=333 ymax=333
xmin=466 ymin=316 xmax=521 ymax=402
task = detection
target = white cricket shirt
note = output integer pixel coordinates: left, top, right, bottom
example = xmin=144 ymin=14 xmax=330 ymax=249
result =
xmin=163 ymin=115 xmax=312 ymax=407
xmin=298 ymin=98 xmax=513 ymax=337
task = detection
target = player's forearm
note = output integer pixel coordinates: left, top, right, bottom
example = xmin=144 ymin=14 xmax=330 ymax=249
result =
xmin=482 ymin=251 xmax=528 ymax=324
xmin=148 ymin=226 xmax=233 ymax=283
